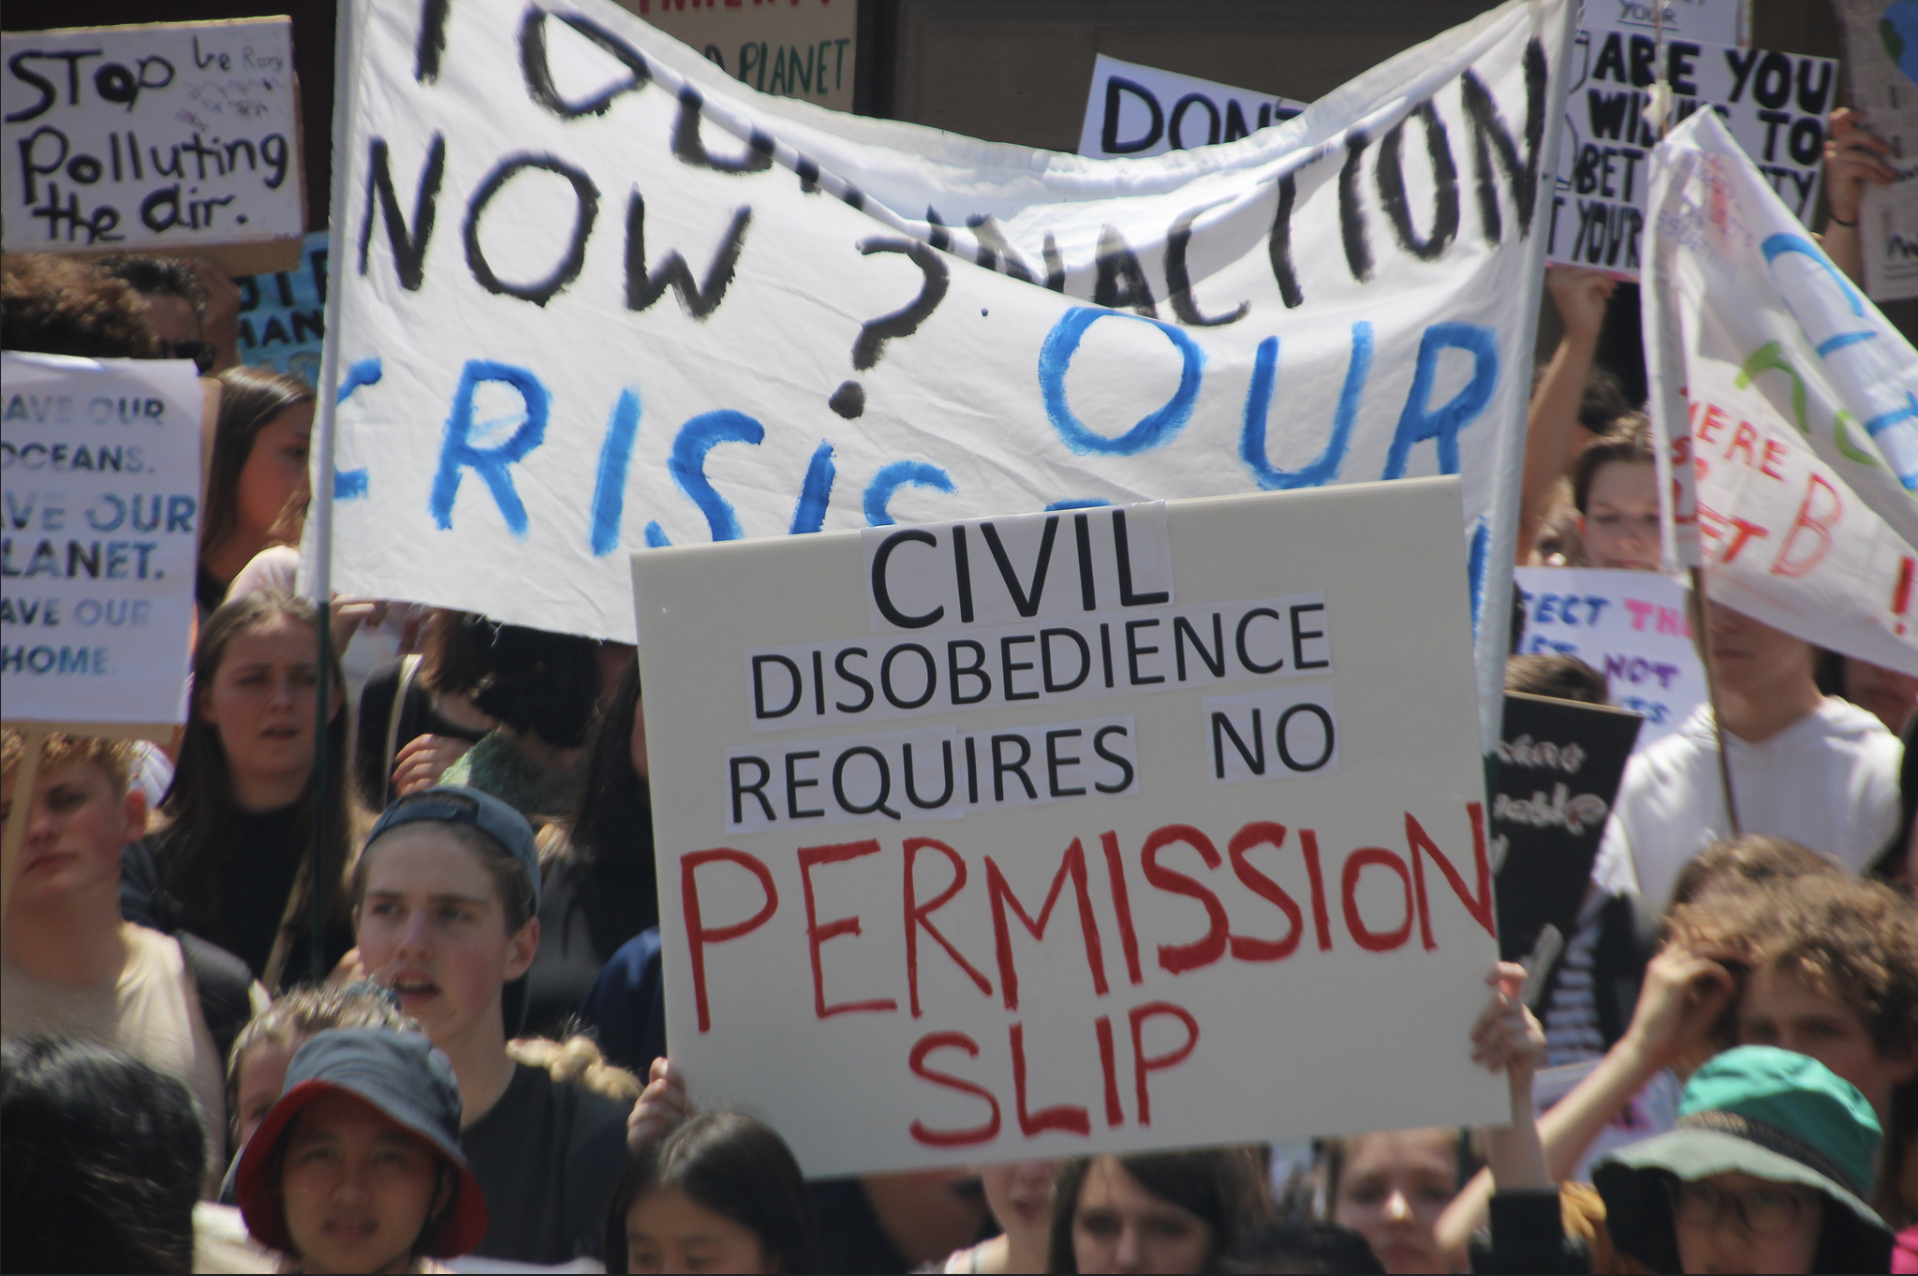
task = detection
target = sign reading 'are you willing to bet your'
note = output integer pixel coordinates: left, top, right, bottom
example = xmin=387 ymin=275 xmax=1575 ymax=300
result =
xmin=634 ymin=479 xmax=1506 ymax=1177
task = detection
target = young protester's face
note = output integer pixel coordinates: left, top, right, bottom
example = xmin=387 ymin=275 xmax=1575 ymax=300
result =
xmin=354 ymin=826 xmax=538 ymax=1051
xmin=235 ymin=402 xmax=312 ymax=545
xmin=979 ymin=1158 xmax=1056 ymax=1255
xmin=1840 ymin=657 xmax=1918 ymax=733
xmin=1704 ymin=605 xmax=1814 ymax=695
xmin=0 ymin=758 xmax=145 ymax=910
xmin=279 ymin=1090 xmax=447 ymax=1275
xmin=624 ymin=1186 xmax=777 ymax=1274
xmin=1580 ymin=460 xmax=1661 ymax=571
xmin=1070 ymin=1156 xmax=1213 ymax=1276
xmin=1671 ymin=1170 xmax=1822 ymax=1275
xmin=1330 ymin=1128 xmax=1459 ymax=1275
xmin=1738 ymin=964 xmax=1917 ymax=1125
xmin=198 ymin=615 xmax=329 ymax=788
xmin=234 ymin=1037 xmax=301 ymax=1152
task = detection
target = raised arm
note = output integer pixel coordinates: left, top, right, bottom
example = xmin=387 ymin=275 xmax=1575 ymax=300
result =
xmin=1820 ymin=108 xmax=1896 ymax=287
xmin=1517 ymin=269 xmax=1616 ymax=565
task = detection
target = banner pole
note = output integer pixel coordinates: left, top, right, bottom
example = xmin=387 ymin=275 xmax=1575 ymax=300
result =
xmin=302 ymin=0 xmax=364 ymax=984
xmin=1478 ymin=0 xmax=1581 ymax=754
xmin=1690 ymin=567 xmax=1743 ymax=838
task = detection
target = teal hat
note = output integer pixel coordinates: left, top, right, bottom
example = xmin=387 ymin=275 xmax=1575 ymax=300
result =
xmin=1592 ymin=1047 xmax=1892 ymax=1273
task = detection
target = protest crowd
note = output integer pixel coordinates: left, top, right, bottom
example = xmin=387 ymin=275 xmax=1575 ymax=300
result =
xmin=1 ymin=0 xmax=1916 ymax=1272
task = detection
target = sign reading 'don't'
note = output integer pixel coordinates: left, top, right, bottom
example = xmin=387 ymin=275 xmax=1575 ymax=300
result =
xmin=1 ymin=17 xmax=304 ymax=275
xmin=634 ymin=478 xmax=1505 ymax=1177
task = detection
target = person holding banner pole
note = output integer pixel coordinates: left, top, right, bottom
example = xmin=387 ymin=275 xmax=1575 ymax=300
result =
xmin=1595 ymin=598 xmax=1901 ymax=911
xmin=1820 ymin=109 xmax=1899 ymax=287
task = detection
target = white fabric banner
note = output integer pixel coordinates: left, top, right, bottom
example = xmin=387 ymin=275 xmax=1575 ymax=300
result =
xmin=1645 ymin=110 xmax=1918 ymax=677
xmin=321 ymin=0 xmax=1573 ymax=741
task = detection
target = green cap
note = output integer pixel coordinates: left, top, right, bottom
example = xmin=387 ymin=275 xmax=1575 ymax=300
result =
xmin=1592 ymin=1047 xmax=1892 ymax=1273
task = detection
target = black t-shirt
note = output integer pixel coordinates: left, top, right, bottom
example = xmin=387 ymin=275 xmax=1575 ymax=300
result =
xmin=354 ymin=658 xmax=489 ymax=811
xmin=520 ymin=855 xmax=659 ymax=1040
xmin=461 ymin=1062 xmax=631 ymax=1265
xmin=121 ymin=806 xmax=352 ymax=984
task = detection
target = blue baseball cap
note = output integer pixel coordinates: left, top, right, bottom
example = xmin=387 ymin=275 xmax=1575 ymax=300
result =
xmin=366 ymin=786 xmax=541 ymax=911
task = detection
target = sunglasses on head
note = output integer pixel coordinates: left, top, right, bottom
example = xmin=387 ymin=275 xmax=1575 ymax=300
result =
xmin=160 ymin=339 xmax=216 ymax=374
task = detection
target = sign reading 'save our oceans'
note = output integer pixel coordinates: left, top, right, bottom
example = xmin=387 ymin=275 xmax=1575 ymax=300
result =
xmin=1 ymin=354 xmax=202 ymax=728
xmin=320 ymin=0 xmax=1576 ymax=749
xmin=1 ymin=18 xmax=305 ymax=275
xmin=635 ymin=479 xmax=1505 ymax=1177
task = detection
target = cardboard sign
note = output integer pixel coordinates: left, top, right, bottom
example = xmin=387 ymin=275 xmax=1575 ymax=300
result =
xmin=1832 ymin=0 xmax=1918 ymax=302
xmin=1645 ymin=111 xmax=1918 ymax=677
xmin=1 ymin=354 xmax=202 ymax=730
xmin=1513 ymin=567 xmax=1707 ymax=749
xmin=616 ymin=0 xmax=856 ymax=112
xmin=321 ymin=0 xmax=1577 ymax=753
xmin=1545 ymin=35 xmax=1833 ymax=275
xmin=235 ymin=228 xmax=329 ymax=384
xmin=633 ymin=478 xmax=1506 ymax=1177
xmin=1077 ymin=56 xmax=1308 ymax=159
xmin=1579 ymin=0 xmax=1748 ymax=48
xmin=1 ymin=18 xmax=305 ymax=275
xmin=1492 ymin=691 xmax=1642 ymax=963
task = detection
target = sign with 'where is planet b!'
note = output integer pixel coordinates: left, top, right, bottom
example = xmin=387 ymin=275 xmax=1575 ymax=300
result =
xmin=1 ymin=354 xmax=202 ymax=731
xmin=1 ymin=17 xmax=304 ymax=275
xmin=635 ymin=478 xmax=1506 ymax=1176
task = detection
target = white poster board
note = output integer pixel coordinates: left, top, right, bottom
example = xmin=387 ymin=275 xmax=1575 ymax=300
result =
xmin=1078 ymin=56 xmax=1308 ymax=159
xmin=633 ymin=479 xmax=1506 ymax=1177
xmin=1513 ymin=566 xmax=1706 ymax=749
xmin=1545 ymin=34 xmax=1832 ymax=275
xmin=1645 ymin=111 xmax=1918 ymax=678
xmin=1 ymin=18 xmax=305 ymax=276
xmin=1 ymin=354 xmax=202 ymax=729
xmin=1831 ymin=0 xmax=1918 ymax=302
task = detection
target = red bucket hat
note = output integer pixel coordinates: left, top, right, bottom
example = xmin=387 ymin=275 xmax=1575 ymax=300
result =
xmin=234 ymin=1029 xmax=489 ymax=1258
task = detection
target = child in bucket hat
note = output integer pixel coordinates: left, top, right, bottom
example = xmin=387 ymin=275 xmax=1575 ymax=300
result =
xmin=233 ymin=1028 xmax=489 ymax=1274
xmin=1592 ymin=1046 xmax=1894 ymax=1274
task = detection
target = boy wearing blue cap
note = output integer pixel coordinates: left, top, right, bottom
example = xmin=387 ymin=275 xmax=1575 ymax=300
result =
xmin=234 ymin=1028 xmax=488 ymax=1275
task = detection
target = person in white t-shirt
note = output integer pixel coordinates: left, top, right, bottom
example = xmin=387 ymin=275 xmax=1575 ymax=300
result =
xmin=1 ymin=730 xmax=266 ymax=1193
xmin=1596 ymin=602 xmax=1902 ymax=909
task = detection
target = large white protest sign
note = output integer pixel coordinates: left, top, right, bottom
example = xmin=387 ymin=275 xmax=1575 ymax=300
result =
xmin=1 ymin=18 xmax=305 ymax=275
xmin=317 ymin=0 xmax=1576 ymax=746
xmin=1 ymin=354 xmax=202 ymax=729
xmin=1513 ymin=566 xmax=1706 ymax=748
xmin=1645 ymin=110 xmax=1918 ymax=677
xmin=1832 ymin=0 xmax=1918 ymax=302
xmin=1545 ymin=32 xmax=1833 ymax=275
xmin=1077 ymin=56 xmax=1307 ymax=160
xmin=634 ymin=479 xmax=1505 ymax=1176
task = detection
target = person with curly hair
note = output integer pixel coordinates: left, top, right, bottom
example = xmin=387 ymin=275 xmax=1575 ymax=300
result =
xmin=1 ymin=252 xmax=160 ymax=358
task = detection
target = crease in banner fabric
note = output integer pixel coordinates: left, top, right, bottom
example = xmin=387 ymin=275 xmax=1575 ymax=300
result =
xmin=316 ymin=0 xmax=1575 ymax=743
xmin=1644 ymin=109 xmax=1918 ymax=678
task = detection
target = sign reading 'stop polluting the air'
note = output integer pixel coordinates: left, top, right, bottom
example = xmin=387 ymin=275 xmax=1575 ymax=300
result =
xmin=1 ymin=18 xmax=305 ymax=274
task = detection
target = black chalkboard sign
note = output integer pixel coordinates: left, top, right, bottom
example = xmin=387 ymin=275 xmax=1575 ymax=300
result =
xmin=1493 ymin=692 xmax=1643 ymax=963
